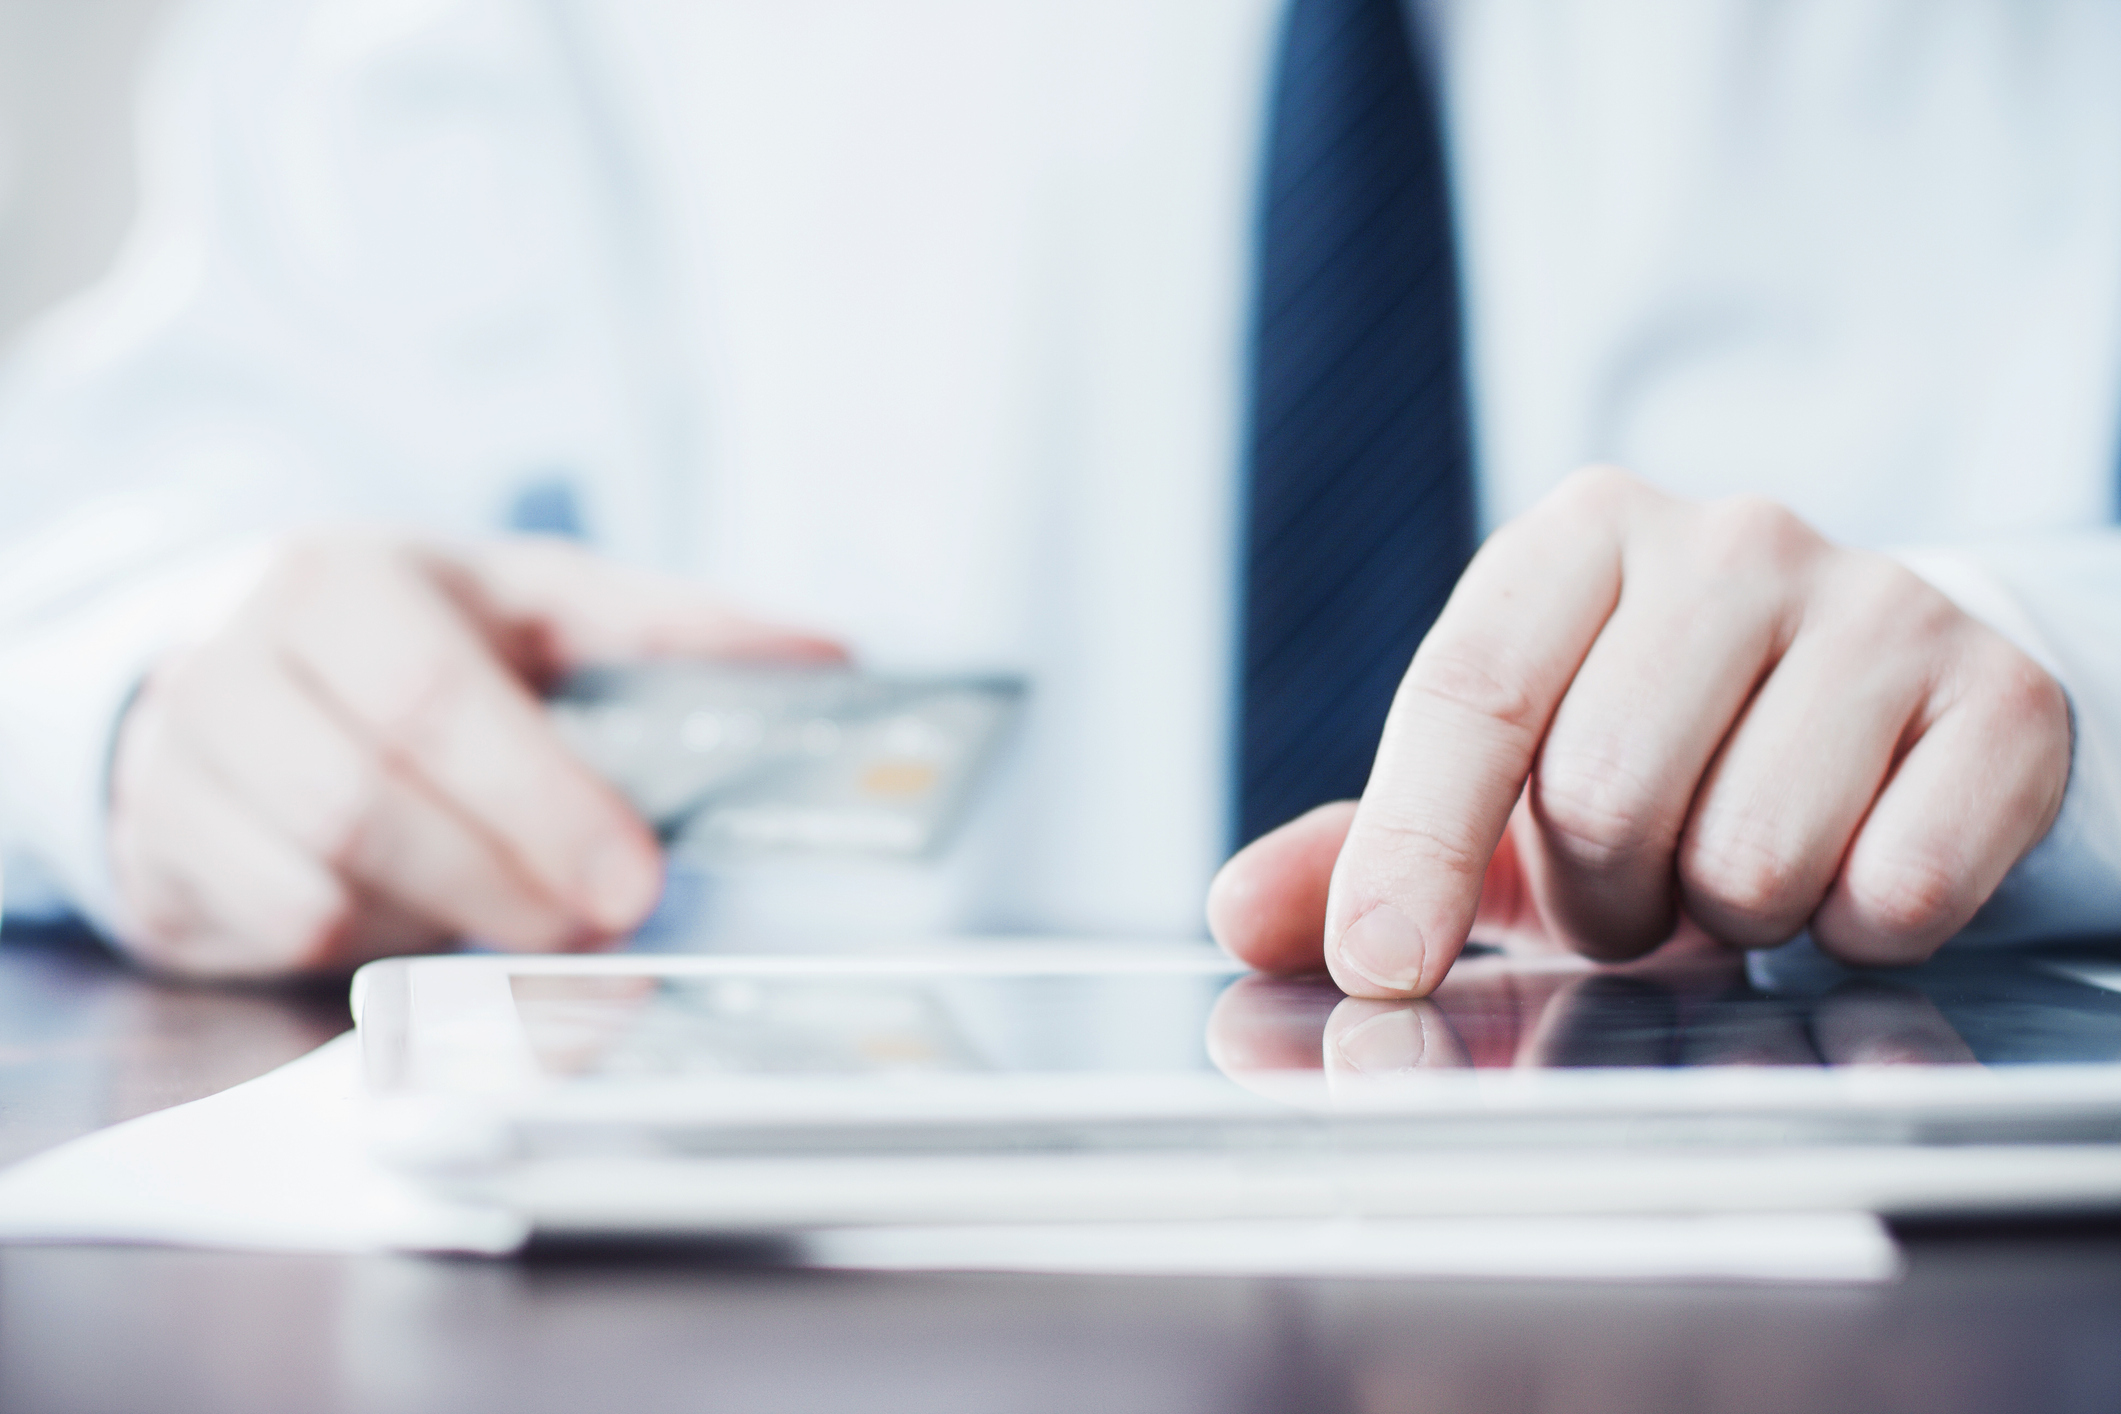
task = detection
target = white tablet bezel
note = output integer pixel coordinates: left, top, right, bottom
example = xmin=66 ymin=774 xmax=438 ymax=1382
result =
xmin=350 ymin=946 xmax=2121 ymax=1232
xmin=353 ymin=945 xmax=2121 ymax=1125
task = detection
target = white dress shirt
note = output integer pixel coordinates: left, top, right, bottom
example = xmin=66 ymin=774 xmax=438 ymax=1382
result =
xmin=1 ymin=0 xmax=2118 ymax=948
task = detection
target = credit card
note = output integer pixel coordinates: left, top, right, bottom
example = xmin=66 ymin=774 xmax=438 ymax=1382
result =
xmin=547 ymin=663 xmax=1025 ymax=861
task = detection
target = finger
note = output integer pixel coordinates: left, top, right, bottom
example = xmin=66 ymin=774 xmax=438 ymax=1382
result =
xmin=331 ymin=884 xmax=462 ymax=971
xmin=1678 ymin=556 xmax=1939 ymax=949
xmin=1810 ymin=638 xmax=2069 ymax=964
xmin=1210 ymin=799 xmax=1556 ymax=978
xmin=1524 ymin=499 xmax=1792 ymax=958
xmin=1207 ymin=801 xmax=1357 ymax=973
xmin=1809 ymin=980 xmax=1978 ymax=1066
xmin=1203 ymin=973 xmax=1343 ymax=1075
xmin=1322 ymin=999 xmax=1470 ymax=1091
xmin=340 ymin=769 xmax=616 ymax=952
xmin=461 ymin=538 xmax=849 ymax=676
xmin=163 ymin=643 xmax=591 ymax=951
xmin=111 ymin=723 xmax=364 ymax=977
xmin=1423 ymin=951 xmax=1581 ymax=1065
xmin=508 ymin=976 xmax=660 ymax=1075
xmin=260 ymin=543 xmax=664 ymax=936
xmin=1325 ymin=466 xmax=1639 ymax=999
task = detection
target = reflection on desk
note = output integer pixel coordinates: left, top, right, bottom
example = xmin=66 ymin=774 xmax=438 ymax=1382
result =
xmin=0 ymin=920 xmax=344 ymax=1167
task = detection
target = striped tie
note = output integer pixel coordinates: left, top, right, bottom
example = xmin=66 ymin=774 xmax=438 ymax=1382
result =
xmin=1236 ymin=0 xmax=1477 ymax=847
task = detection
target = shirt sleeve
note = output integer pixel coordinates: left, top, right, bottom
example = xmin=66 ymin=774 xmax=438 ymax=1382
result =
xmin=0 ymin=527 xmax=274 ymax=931
xmin=1896 ymin=533 xmax=2121 ymax=944
xmin=0 ymin=0 xmax=642 ymax=936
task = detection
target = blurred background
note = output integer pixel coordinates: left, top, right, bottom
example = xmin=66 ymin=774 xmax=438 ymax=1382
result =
xmin=0 ymin=0 xmax=169 ymax=348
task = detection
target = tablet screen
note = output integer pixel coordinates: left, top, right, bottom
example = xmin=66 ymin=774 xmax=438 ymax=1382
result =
xmin=499 ymin=944 xmax=2121 ymax=1086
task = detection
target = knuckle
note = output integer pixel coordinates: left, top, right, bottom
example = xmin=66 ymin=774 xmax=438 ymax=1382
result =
xmin=1551 ymin=463 xmax=1647 ymax=515
xmin=1691 ymin=495 xmax=1820 ymax=581
xmin=1978 ymin=642 xmax=2069 ymax=734
xmin=1681 ymin=826 xmax=1812 ymax=937
xmin=1869 ymin=556 xmax=1945 ymax=614
xmin=1353 ymin=809 xmax=1490 ymax=888
xmin=1834 ymin=853 xmax=1969 ymax=951
xmin=1405 ymin=646 xmax=1544 ymax=737
xmin=1532 ymin=755 xmax=1661 ymax=873
xmin=1835 ymin=555 xmax=1959 ymax=640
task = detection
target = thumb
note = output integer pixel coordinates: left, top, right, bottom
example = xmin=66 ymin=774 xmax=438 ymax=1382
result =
xmin=1208 ymin=801 xmax=1360 ymax=974
xmin=457 ymin=537 xmax=848 ymax=674
xmin=1210 ymin=797 xmax=1565 ymax=984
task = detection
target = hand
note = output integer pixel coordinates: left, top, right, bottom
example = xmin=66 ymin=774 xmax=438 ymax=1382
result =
xmin=110 ymin=533 xmax=843 ymax=977
xmin=1209 ymin=467 xmax=2070 ymax=997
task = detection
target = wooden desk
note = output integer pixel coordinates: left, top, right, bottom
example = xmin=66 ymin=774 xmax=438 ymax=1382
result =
xmin=3 ymin=923 xmax=2119 ymax=1414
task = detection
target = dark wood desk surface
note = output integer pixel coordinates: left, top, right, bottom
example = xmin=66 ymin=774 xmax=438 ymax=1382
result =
xmin=3 ymin=923 xmax=2119 ymax=1414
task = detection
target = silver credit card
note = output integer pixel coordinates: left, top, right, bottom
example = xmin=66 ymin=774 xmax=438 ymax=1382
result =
xmin=548 ymin=663 xmax=1025 ymax=861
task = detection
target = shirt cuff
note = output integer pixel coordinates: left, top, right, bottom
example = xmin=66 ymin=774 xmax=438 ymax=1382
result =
xmin=0 ymin=539 xmax=274 ymax=936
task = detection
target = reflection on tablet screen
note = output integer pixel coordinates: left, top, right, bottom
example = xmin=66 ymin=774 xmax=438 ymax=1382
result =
xmin=505 ymin=948 xmax=2121 ymax=1084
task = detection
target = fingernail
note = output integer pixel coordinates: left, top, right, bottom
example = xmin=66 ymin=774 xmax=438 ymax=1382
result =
xmin=1335 ymin=903 xmax=1426 ymax=993
xmin=584 ymin=840 xmax=660 ymax=932
xmin=1333 ymin=1008 xmax=1429 ymax=1073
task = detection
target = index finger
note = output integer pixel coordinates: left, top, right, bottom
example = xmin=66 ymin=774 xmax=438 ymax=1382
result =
xmin=270 ymin=545 xmax=662 ymax=937
xmin=1324 ymin=470 xmax=1633 ymax=998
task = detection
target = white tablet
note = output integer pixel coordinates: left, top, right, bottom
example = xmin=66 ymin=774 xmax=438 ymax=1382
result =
xmin=351 ymin=942 xmax=2121 ymax=1236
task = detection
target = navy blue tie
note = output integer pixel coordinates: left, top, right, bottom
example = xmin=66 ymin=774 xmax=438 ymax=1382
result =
xmin=1237 ymin=0 xmax=1476 ymax=847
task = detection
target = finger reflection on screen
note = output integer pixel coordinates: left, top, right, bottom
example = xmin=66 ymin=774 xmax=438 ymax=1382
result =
xmin=1519 ymin=974 xmax=1682 ymax=1068
xmin=1675 ymin=987 xmax=1820 ymax=1068
xmin=1205 ymin=951 xmax=1982 ymax=1110
xmin=1810 ymin=979 xmax=1978 ymax=1066
xmin=509 ymin=974 xmax=659 ymax=1076
xmin=1202 ymin=973 xmax=1344 ymax=1082
xmin=1322 ymin=998 xmax=1470 ymax=1095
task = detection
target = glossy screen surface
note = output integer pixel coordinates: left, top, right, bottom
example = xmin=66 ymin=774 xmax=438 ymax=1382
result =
xmin=504 ymin=946 xmax=2121 ymax=1084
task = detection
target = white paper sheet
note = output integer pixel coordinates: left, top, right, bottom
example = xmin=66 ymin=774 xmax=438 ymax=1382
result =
xmin=0 ymin=1035 xmax=527 ymax=1255
xmin=0 ymin=1034 xmax=1902 ymax=1282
